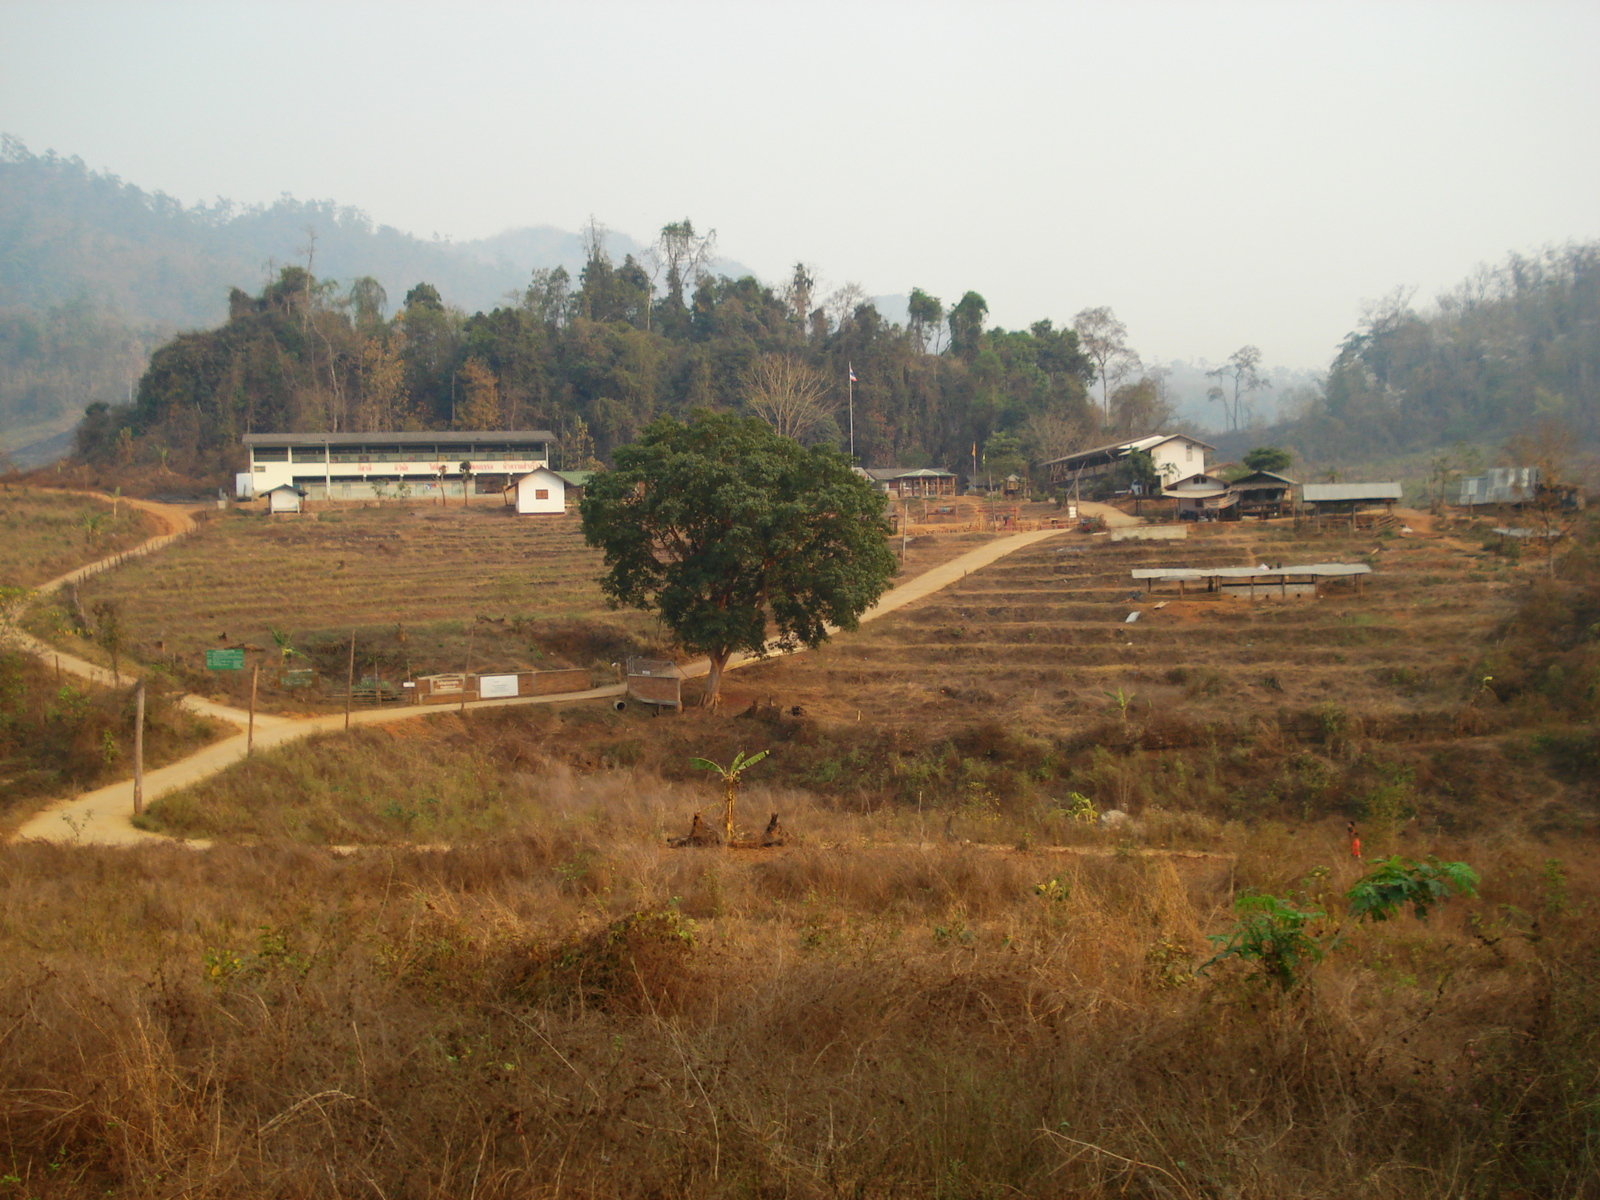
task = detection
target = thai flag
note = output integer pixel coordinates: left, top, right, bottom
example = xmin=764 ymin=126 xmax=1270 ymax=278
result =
xmin=848 ymin=365 xmax=857 ymax=383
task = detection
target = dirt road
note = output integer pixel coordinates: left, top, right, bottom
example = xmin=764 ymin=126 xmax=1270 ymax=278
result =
xmin=9 ymin=503 xmax=1066 ymax=846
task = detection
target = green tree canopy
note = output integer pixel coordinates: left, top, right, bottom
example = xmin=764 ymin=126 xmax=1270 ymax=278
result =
xmin=579 ymin=410 xmax=898 ymax=703
xmin=1243 ymin=446 xmax=1293 ymax=473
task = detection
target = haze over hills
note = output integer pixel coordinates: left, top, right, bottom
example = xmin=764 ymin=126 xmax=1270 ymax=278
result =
xmin=0 ymin=139 xmax=750 ymax=461
xmin=4 ymin=137 xmax=1597 ymax=486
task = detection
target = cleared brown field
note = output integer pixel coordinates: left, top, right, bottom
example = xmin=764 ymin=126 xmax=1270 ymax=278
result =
xmin=0 ymin=488 xmax=157 ymax=589
xmin=60 ymin=502 xmax=981 ymax=712
xmin=10 ymin=507 xmax=1597 ymax=1197
xmin=725 ymin=511 xmax=1524 ymax=742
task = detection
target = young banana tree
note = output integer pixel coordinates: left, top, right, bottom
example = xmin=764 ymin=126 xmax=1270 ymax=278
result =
xmin=689 ymin=750 xmax=770 ymax=845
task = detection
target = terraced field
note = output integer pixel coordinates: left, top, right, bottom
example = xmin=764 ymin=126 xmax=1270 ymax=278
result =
xmin=0 ymin=489 xmax=157 ymax=588
xmin=53 ymin=506 xmax=639 ymax=706
xmin=729 ymin=513 xmax=1522 ymax=740
xmin=58 ymin=503 xmax=995 ymax=711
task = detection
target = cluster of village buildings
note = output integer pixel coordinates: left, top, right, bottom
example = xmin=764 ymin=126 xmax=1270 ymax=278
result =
xmin=236 ymin=430 xmax=1551 ymax=520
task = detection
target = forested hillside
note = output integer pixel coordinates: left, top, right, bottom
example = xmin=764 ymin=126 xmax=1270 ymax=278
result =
xmin=0 ymin=137 xmax=635 ymax=461
xmin=83 ymin=248 xmax=1115 ymax=482
xmin=1229 ymin=243 xmax=1600 ymax=470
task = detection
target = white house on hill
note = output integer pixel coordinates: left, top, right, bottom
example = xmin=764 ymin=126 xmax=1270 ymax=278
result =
xmin=506 ymin=467 xmax=566 ymax=515
xmin=1040 ymin=434 xmax=1213 ymax=491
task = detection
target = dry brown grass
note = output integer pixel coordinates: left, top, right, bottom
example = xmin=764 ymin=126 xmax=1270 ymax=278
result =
xmin=0 ymin=488 xmax=156 ymax=588
xmin=0 ymin=650 xmax=228 ymax=828
xmin=731 ymin=512 xmax=1531 ymax=743
xmin=3 ymin=790 xmax=1596 ymax=1197
xmin=53 ymin=504 xmax=990 ymax=714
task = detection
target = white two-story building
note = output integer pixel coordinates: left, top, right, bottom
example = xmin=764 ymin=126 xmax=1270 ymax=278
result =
xmin=239 ymin=431 xmax=556 ymax=502
xmin=1040 ymin=433 xmax=1213 ymax=492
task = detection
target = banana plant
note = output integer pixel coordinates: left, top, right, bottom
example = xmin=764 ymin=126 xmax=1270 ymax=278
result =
xmin=689 ymin=749 xmax=770 ymax=845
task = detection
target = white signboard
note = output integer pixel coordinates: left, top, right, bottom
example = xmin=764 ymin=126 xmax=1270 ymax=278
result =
xmin=477 ymin=674 xmax=519 ymax=699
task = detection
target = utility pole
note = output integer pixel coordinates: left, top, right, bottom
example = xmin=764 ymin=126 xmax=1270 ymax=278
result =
xmin=847 ymin=363 xmax=856 ymax=460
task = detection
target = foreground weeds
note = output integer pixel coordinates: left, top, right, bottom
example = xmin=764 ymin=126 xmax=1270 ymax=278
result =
xmin=0 ymin=815 xmax=1596 ymax=1198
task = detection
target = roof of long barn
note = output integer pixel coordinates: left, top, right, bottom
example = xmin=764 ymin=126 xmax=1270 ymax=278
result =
xmin=243 ymin=431 xmax=555 ymax=447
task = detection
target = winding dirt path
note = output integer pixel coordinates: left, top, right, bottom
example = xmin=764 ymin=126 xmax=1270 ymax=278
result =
xmin=7 ymin=501 xmax=1066 ymax=846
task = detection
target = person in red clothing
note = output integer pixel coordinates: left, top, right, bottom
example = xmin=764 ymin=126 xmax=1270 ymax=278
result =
xmin=1347 ymin=821 xmax=1363 ymax=860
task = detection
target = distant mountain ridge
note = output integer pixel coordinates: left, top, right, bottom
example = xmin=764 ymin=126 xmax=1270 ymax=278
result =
xmin=0 ymin=136 xmax=752 ymax=460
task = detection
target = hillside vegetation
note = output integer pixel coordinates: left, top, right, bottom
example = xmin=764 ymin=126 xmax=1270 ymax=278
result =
xmin=4 ymin=497 xmax=1598 ymax=1195
xmin=0 ymin=488 xmax=155 ymax=588
xmin=0 ymin=136 xmax=629 ymax=459
xmin=1240 ymin=244 xmax=1600 ymax=471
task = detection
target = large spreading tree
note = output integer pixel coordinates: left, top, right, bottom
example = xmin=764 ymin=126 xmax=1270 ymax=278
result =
xmin=579 ymin=410 xmax=898 ymax=703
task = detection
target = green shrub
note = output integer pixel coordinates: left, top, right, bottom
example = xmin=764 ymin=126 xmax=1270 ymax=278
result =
xmin=1346 ymin=855 xmax=1479 ymax=923
xmin=1201 ymin=893 xmax=1325 ymax=991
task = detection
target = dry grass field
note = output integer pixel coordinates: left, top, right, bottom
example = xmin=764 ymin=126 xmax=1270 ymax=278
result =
xmin=52 ymin=503 xmax=986 ymax=712
xmin=728 ymin=513 xmax=1512 ymax=731
xmin=0 ymin=652 xmax=227 ymax=828
xmin=0 ymin=487 xmax=157 ymax=589
xmin=6 ymin=502 xmax=1599 ymax=1196
xmin=3 ymin=777 xmax=1596 ymax=1198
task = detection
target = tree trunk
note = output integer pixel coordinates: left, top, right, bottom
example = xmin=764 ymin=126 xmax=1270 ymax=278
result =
xmin=703 ymin=650 xmax=730 ymax=707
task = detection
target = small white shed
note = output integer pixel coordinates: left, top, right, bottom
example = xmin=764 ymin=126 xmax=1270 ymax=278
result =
xmin=264 ymin=484 xmax=306 ymax=514
xmin=506 ymin=467 xmax=567 ymax=515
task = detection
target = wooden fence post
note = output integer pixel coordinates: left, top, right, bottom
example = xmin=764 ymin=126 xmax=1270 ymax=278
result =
xmin=345 ymin=630 xmax=356 ymax=731
xmin=132 ymin=680 xmax=145 ymax=815
xmin=459 ymin=623 xmax=476 ymax=715
xmin=247 ymin=664 xmax=258 ymax=755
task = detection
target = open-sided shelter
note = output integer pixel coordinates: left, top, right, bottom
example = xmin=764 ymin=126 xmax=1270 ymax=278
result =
xmin=862 ymin=467 xmax=958 ymax=497
xmin=1301 ymin=482 xmax=1403 ymax=523
xmin=1229 ymin=470 xmax=1297 ymax=518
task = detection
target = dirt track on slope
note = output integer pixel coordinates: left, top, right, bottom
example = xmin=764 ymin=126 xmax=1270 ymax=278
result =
xmin=7 ymin=498 xmax=1066 ymax=847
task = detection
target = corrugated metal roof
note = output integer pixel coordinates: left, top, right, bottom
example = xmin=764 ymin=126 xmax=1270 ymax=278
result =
xmin=243 ymin=431 xmax=555 ymax=446
xmin=1301 ymin=482 xmax=1403 ymax=503
xmin=1038 ymin=433 xmax=1216 ymax=468
xmin=864 ymin=467 xmax=955 ymax=479
xmin=1230 ymin=470 xmax=1297 ymax=486
xmin=1459 ymin=467 xmax=1539 ymax=505
xmin=1130 ymin=562 xmax=1372 ymax=581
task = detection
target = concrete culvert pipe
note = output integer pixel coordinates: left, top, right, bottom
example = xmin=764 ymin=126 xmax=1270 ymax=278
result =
xmin=613 ymin=700 xmax=628 ymax=712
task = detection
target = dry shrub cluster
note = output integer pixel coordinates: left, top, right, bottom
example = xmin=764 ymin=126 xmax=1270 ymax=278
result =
xmin=1 ymin=818 xmax=1597 ymax=1198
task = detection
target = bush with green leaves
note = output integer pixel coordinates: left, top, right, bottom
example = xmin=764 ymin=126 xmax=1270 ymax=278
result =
xmin=1346 ymin=855 xmax=1479 ymax=923
xmin=1201 ymin=893 xmax=1326 ymax=991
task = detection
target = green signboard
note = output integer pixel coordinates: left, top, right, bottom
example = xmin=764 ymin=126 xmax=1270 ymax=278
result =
xmin=205 ymin=648 xmax=246 ymax=671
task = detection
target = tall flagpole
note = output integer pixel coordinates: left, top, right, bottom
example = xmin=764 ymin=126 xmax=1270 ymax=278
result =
xmin=847 ymin=362 xmax=855 ymax=460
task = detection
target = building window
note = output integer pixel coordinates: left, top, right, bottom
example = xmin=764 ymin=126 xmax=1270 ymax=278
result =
xmin=1185 ymin=443 xmax=1193 ymax=462
xmin=535 ymin=489 xmax=549 ymax=500
xmin=251 ymin=446 xmax=289 ymax=462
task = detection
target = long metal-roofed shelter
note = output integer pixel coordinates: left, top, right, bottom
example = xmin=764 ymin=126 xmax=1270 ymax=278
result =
xmin=1300 ymin=481 xmax=1403 ymax=529
xmin=241 ymin=431 xmax=556 ymax=501
xmin=1131 ymin=561 xmax=1372 ymax=598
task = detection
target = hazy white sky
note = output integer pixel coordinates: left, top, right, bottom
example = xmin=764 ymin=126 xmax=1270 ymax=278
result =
xmin=3 ymin=0 xmax=1596 ymax=370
